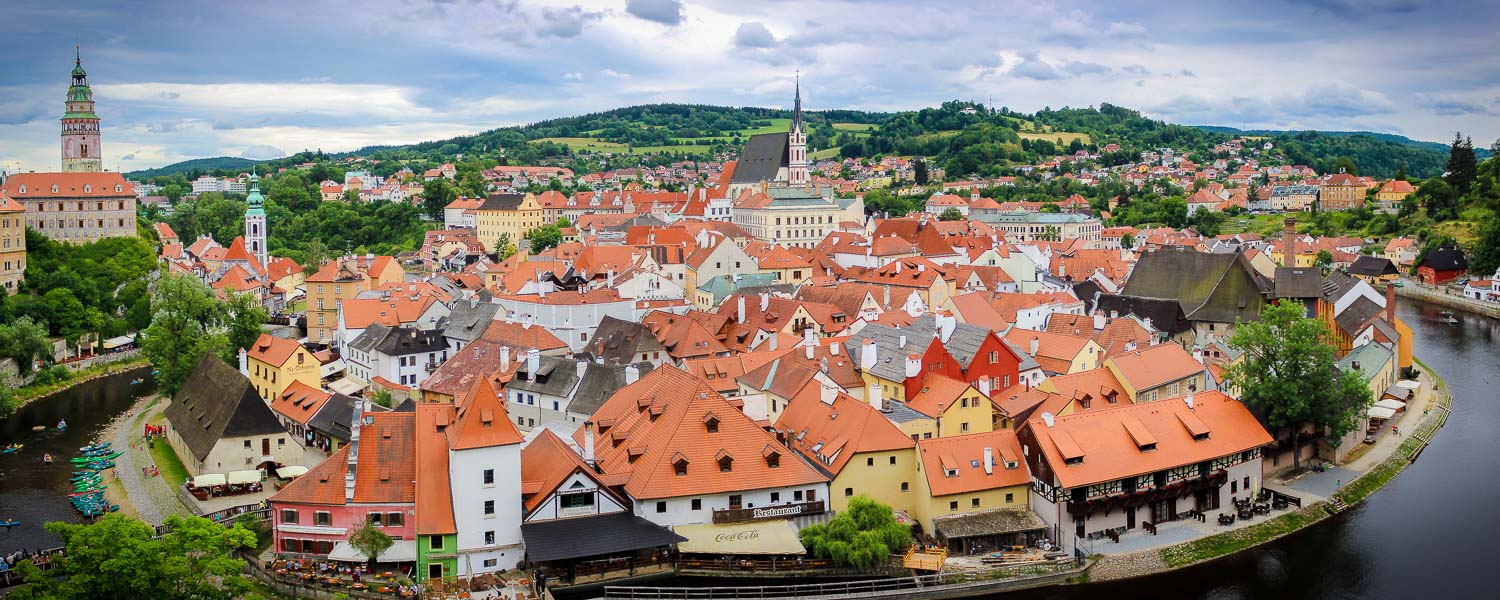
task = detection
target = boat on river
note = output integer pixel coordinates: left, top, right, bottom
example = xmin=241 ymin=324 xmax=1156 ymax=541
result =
xmin=1 ymin=444 xmax=21 ymax=454
xmin=0 ymin=519 xmax=21 ymax=528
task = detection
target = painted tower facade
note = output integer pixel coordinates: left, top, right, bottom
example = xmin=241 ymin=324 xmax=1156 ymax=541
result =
xmin=61 ymin=50 xmax=103 ymax=173
xmin=245 ymin=172 xmax=268 ymax=268
xmin=787 ymin=75 xmax=809 ymax=186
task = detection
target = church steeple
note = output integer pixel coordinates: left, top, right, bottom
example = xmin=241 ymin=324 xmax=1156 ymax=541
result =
xmin=786 ymin=71 xmax=808 ymax=187
xmin=245 ymin=168 xmax=268 ymax=268
xmin=61 ymin=47 xmax=102 ymax=173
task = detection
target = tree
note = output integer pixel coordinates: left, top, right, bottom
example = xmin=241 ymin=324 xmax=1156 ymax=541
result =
xmin=1315 ymin=249 xmax=1334 ymax=269
xmin=1394 ymin=165 xmax=1408 ymax=181
xmin=913 ymin=158 xmax=929 ymax=186
xmin=22 ymin=514 xmax=256 ymax=600
xmin=938 ymin=207 xmax=963 ymax=221
xmin=798 ymin=496 xmax=910 ymax=571
xmin=1036 ymin=226 xmax=1062 ymax=242
xmin=349 ymin=520 xmax=394 ymax=570
xmin=1120 ymin=232 xmax=1135 ymax=250
xmin=141 ymin=273 xmax=228 ymax=397
xmin=1223 ymin=302 xmax=1373 ymax=471
xmin=1445 ymin=132 xmax=1477 ymax=193
xmin=42 ymin=288 xmax=100 ymax=348
xmin=421 ymin=177 xmax=458 ymax=221
xmin=1471 ymin=219 xmax=1500 ymax=278
xmin=222 ymin=292 xmax=268 ymax=364
xmin=1416 ymin=177 xmax=1459 ymax=221
xmin=0 ymin=316 xmax=53 ymax=376
xmin=1333 ymin=156 xmax=1359 ymax=177
xmin=492 ymin=233 xmax=516 ymax=261
xmin=527 ymin=223 xmax=565 ymax=253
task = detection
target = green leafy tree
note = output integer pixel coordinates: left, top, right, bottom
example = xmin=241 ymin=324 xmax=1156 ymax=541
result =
xmin=798 ymin=496 xmax=910 ymax=571
xmin=1333 ymin=156 xmax=1359 ymax=177
xmin=1315 ymin=250 xmax=1334 ymax=269
xmin=1224 ymin=302 xmax=1374 ymax=471
xmin=913 ymin=158 xmax=929 ymax=185
xmin=527 ymin=223 xmax=565 ymax=253
xmin=495 ymin=233 xmax=517 ymax=260
xmin=1036 ymin=226 xmax=1062 ymax=242
xmin=141 ymin=274 xmax=228 ymax=397
xmin=1120 ymin=232 xmax=1135 ymax=250
xmin=223 ymin=292 xmax=268 ymax=364
xmin=1471 ymin=219 xmax=1500 ymax=278
xmin=303 ymin=238 xmax=329 ymax=276
xmin=938 ymin=207 xmax=964 ymax=221
xmin=349 ymin=520 xmax=394 ymax=570
xmin=20 ymin=514 xmax=256 ymax=600
xmin=421 ymin=177 xmax=458 ymax=221
xmin=0 ymin=316 xmax=53 ymax=376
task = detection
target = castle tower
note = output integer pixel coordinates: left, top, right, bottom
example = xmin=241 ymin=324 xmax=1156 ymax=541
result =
xmin=61 ymin=48 xmax=103 ymax=173
xmin=787 ymin=73 xmax=809 ymax=186
xmin=245 ymin=170 xmax=268 ymax=268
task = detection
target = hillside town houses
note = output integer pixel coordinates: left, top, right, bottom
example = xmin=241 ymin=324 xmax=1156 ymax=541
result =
xmin=11 ymin=61 xmax=1469 ymax=593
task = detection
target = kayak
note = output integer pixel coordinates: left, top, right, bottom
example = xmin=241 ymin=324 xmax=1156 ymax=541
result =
xmin=79 ymin=443 xmax=111 ymax=453
xmin=1 ymin=445 xmax=21 ymax=454
xmin=0 ymin=520 xmax=21 ymax=528
xmin=67 ymin=490 xmax=103 ymax=498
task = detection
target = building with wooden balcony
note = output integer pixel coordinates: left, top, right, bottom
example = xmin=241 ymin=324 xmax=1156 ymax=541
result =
xmin=1018 ymin=389 xmax=1272 ymax=553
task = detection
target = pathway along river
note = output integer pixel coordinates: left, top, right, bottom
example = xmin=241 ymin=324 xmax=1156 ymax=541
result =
xmin=1004 ymin=297 xmax=1500 ymax=600
xmin=0 ymin=366 xmax=155 ymax=554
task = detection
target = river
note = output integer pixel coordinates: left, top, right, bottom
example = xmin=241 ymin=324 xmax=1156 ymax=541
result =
xmin=0 ymin=366 xmax=155 ymax=554
xmin=1003 ymin=297 xmax=1500 ymax=600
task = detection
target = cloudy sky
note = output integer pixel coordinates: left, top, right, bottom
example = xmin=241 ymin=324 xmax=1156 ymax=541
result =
xmin=2 ymin=0 xmax=1497 ymax=172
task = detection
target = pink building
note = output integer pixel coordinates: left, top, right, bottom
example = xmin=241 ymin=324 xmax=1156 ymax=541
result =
xmin=270 ymin=409 xmax=417 ymax=561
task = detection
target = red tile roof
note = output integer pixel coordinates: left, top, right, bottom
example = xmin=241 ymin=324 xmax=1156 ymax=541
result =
xmin=774 ymin=384 xmax=914 ymax=476
xmin=917 ymin=430 xmax=1029 ymax=496
xmin=415 ymin=403 xmax=456 ymax=534
xmin=1 ymin=172 xmax=134 ymax=198
xmin=449 ymin=377 xmax=524 ymax=450
xmin=247 ymin=333 xmax=304 ymax=367
xmin=269 ymin=381 xmax=330 ymax=426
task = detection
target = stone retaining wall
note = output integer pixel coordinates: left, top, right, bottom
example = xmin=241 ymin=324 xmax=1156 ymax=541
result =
xmin=1395 ymin=282 xmax=1500 ymax=318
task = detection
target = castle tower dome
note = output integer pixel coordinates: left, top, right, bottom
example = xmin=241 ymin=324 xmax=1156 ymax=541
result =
xmin=61 ymin=47 xmax=103 ymax=173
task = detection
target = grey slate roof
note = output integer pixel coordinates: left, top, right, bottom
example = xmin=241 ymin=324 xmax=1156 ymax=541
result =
xmin=1119 ymin=249 xmax=1271 ymax=324
xmin=1418 ymin=243 xmax=1468 ymax=272
xmin=307 ymin=393 xmax=361 ymax=443
xmin=591 ymin=316 xmax=665 ymax=366
xmin=1348 ymin=255 xmax=1398 ymax=277
xmin=478 ymin=193 xmax=526 ymax=211
xmin=1274 ymin=267 xmax=1325 ymax=299
xmin=844 ymin=315 xmax=991 ymax=382
xmin=730 ymin=132 xmax=789 ymax=184
xmin=509 ymin=355 xmax=583 ymax=398
xmin=442 ymin=300 xmax=501 ymax=344
xmin=1335 ymin=296 xmax=1384 ymax=336
xmin=882 ymin=400 xmax=933 ymax=424
xmin=353 ymin=324 xmax=448 ymax=357
xmin=1321 ymin=271 xmax=1362 ymax=302
xmin=164 ymin=354 xmax=288 ymax=461
xmin=1094 ymin=294 xmax=1192 ymax=336
xmin=568 ymin=362 xmax=656 ymax=418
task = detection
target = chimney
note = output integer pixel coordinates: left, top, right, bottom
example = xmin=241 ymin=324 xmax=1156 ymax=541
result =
xmin=738 ymin=295 xmax=747 ymax=323
xmin=469 ymin=296 xmax=478 ymax=309
xmin=935 ymin=312 xmax=957 ymax=343
xmin=1093 ymin=310 xmax=1106 ymax=331
xmin=1385 ymin=283 xmax=1397 ymax=322
xmin=1030 ymin=336 xmax=1040 ymax=356
xmin=820 ymin=380 xmax=837 ymax=405
xmin=971 ymin=189 xmax=979 ymax=203
xmin=1124 ymin=340 xmax=1137 ymax=353
xmin=1192 ymin=346 xmax=1204 ymax=364
xmin=869 ymin=377 xmax=884 ymax=411
xmin=1352 ymin=360 xmax=1361 ymax=372
xmin=1041 ymin=412 xmax=1055 ymax=428
xmin=978 ymin=375 xmax=992 ymax=396
xmin=527 ymin=348 xmax=540 ymax=374
xmin=1282 ymin=216 xmax=1296 ymax=266
xmin=583 ymin=421 xmax=597 ymax=467
xmin=1185 ymin=384 xmax=1197 ymax=409
xmin=238 ymin=347 xmax=249 ymax=377
xmin=830 ymin=341 xmax=841 ymax=356
xmin=625 ymin=364 xmax=640 ymax=384
xmin=899 ymin=334 xmax=908 ymax=349
xmin=576 ymin=359 xmax=588 ymax=379
xmin=759 ymin=292 xmax=770 ymax=312
xmin=860 ymin=339 xmax=877 ymax=370
xmin=983 ymin=447 xmax=994 ymax=475
xmin=500 ymin=346 xmax=511 ymax=372
xmin=905 ymin=353 xmax=922 ymax=379
xmin=1110 ymin=310 xmax=1119 ymax=319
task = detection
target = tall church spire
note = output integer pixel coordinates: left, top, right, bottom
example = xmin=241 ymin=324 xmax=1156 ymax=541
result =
xmin=786 ymin=71 xmax=808 ymax=187
xmin=793 ymin=70 xmax=803 ymax=129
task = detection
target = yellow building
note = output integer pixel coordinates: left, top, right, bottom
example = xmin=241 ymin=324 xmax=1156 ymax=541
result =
xmin=1104 ymin=343 xmax=1206 ymax=403
xmin=303 ymin=255 xmax=403 ymax=344
xmin=911 ymin=430 xmax=1033 ymax=542
xmin=474 ymin=193 xmax=544 ymax=253
xmin=1374 ymin=180 xmax=1415 ymax=212
xmin=245 ymin=333 xmax=321 ymax=402
xmin=0 ymin=194 xmax=25 ymax=292
xmin=908 ymin=374 xmax=995 ymax=437
xmin=774 ymin=382 xmax=921 ymax=515
xmin=731 ymin=188 xmax=847 ymax=250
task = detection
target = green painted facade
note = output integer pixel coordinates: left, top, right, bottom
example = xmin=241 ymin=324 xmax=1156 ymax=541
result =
xmin=416 ymin=533 xmax=458 ymax=582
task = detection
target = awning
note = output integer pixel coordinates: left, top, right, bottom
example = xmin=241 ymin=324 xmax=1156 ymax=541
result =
xmin=227 ymin=470 xmax=262 ymax=485
xmin=102 ymin=335 xmax=135 ymax=349
xmin=1374 ymin=398 xmax=1407 ymax=411
xmin=521 ymin=512 xmax=686 ymax=562
xmin=278 ymin=465 xmax=309 ymax=478
xmin=1395 ymin=380 xmax=1422 ymax=392
xmin=192 ymin=474 xmax=227 ymax=487
xmin=328 ymin=540 xmax=417 ymax=563
xmin=327 ymin=377 xmax=366 ymax=396
xmin=1368 ymin=406 xmax=1398 ymax=420
xmin=932 ymin=508 xmax=1047 ymax=540
xmin=675 ymin=520 xmax=804 ymax=556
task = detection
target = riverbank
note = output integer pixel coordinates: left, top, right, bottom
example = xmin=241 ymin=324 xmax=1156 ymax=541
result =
xmin=1088 ymin=356 xmax=1453 ymax=582
xmin=7 ymin=355 xmax=150 ymax=409
xmin=1394 ymin=279 xmax=1500 ymax=319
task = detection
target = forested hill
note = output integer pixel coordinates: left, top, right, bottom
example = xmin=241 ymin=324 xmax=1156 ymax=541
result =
xmin=125 ymin=156 xmax=258 ymax=179
xmin=129 ymin=101 xmax=1462 ymax=180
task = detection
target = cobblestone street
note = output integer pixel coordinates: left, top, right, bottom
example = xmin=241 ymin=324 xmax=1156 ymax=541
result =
xmin=113 ymin=398 xmax=192 ymax=525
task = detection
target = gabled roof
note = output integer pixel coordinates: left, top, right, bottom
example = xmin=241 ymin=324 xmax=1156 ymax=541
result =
xmin=1106 ymin=343 xmax=1203 ymax=392
xmin=592 ymin=316 xmax=666 ymax=365
xmin=907 ymin=373 xmax=977 ymax=418
xmin=731 ymin=133 xmax=790 ymax=184
xmin=441 ymin=300 xmax=502 ymax=344
xmin=1418 ymin=243 xmax=1468 ymax=272
xmin=917 ymin=430 xmax=1029 ymax=496
xmin=568 ymin=362 xmax=656 ymax=418
xmin=1273 ymin=267 xmax=1326 ymax=299
xmin=164 ymin=354 xmax=287 ymax=461
xmin=480 ymin=318 xmax=569 ymax=353
xmin=269 ymin=381 xmax=332 ymax=427
xmin=773 ymin=383 xmax=914 ymax=477
xmin=448 ymin=377 xmax=524 ymax=450
xmin=247 ymin=333 xmax=305 ymax=367
xmin=521 ymin=429 xmax=626 ymax=514
xmin=573 ymin=366 xmax=825 ymax=500
xmin=272 ymin=411 xmax=416 ymax=506
xmin=1025 ymin=390 xmax=1272 ymax=489
xmin=1347 ymin=255 xmax=1398 ymax=277
xmin=415 ymin=403 xmax=457 ymax=534
xmin=1119 ymin=249 xmax=1271 ymax=324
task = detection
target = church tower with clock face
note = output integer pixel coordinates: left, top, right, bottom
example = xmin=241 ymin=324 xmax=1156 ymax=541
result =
xmin=61 ymin=48 xmax=103 ymax=173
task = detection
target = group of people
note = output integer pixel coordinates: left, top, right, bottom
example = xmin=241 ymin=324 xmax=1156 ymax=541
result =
xmin=0 ymin=548 xmax=64 ymax=574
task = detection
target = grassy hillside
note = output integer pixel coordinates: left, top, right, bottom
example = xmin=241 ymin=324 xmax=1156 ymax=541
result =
xmin=126 ymin=156 xmax=259 ymax=180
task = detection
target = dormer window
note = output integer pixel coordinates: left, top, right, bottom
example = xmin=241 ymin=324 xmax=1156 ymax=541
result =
xmin=702 ymin=413 xmax=720 ymax=434
xmin=83 ymin=184 xmax=91 ymax=193
xmin=716 ymin=450 xmax=734 ymax=473
xmin=1064 ymin=456 xmax=1083 ymax=465
xmin=51 ymin=185 xmax=59 ymax=193
xmin=944 ymin=468 xmax=958 ymax=478
xmin=1193 ymin=432 xmax=1210 ymax=441
xmin=672 ymin=452 xmax=689 ymax=476
xmin=115 ymin=184 xmax=123 ymax=192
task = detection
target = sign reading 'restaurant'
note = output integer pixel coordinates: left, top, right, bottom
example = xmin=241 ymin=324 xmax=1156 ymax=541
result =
xmin=712 ymin=500 xmax=826 ymax=524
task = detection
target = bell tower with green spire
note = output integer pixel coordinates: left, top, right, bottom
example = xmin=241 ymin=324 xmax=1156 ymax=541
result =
xmin=245 ymin=169 xmax=268 ymax=267
xmin=61 ymin=46 xmax=103 ymax=173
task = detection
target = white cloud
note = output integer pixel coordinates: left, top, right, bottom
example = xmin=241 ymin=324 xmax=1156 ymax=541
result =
xmin=600 ymin=69 xmax=631 ymax=80
xmin=241 ymin=144 xmax=285 ymax=159
xmin=733 ymin=22 xmax=776 ymax=49
xmin=563 ymin=72 xmax=584 ymax=81
xmin=625 ymin=0 xmax=684 ymax=26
